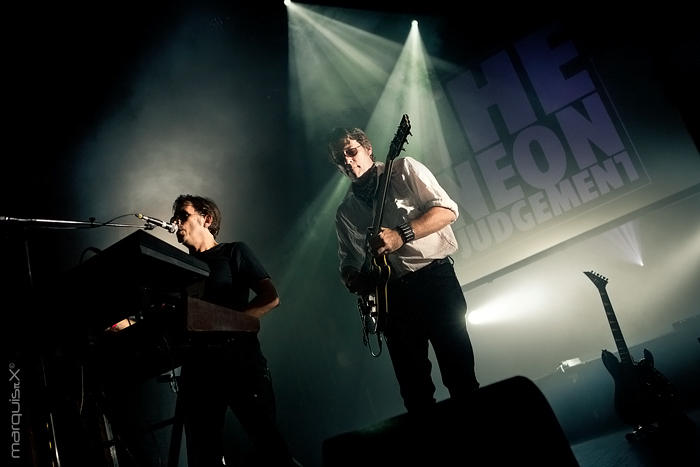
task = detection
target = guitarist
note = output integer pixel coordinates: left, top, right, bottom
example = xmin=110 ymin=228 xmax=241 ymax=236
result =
xmin=328 ymin=126 xmax=480 ymax=414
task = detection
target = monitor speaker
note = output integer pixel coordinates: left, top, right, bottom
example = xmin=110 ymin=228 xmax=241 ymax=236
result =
xmin=322 ymin=375 xmax=579 ymax=466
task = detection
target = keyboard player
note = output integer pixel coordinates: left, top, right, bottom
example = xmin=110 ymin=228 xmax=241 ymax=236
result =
xmin=167 ymin=194 xmax=300 ymax=467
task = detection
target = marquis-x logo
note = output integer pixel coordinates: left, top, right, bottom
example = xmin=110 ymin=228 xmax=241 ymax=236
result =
xmin=8 ymin=362 xmax=21 ymax=460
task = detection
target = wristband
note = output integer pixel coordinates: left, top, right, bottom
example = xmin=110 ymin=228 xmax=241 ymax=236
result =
xmin=396 ymin=222 xmax=415 ymax=244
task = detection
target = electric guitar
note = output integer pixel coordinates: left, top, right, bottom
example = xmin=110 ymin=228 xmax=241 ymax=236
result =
xmin=583 ymin=271 xmax=681 ymax=434
xmin=358 ymin=114 xmax=411 ymax=357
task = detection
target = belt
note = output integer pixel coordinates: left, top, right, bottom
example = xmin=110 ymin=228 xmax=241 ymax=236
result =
xmin=392 ymin=257 xmax=452 ymax=283
xmin=422 ymin=256 xmax=452 ymax=271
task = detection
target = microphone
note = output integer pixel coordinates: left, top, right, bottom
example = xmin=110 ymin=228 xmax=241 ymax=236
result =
xmin=135 ymin=213 xmax=177 ymax=233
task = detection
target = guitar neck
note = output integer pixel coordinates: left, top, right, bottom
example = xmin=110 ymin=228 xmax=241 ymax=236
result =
xmin=598 ymin=289 xmax=633 ymax=365
xmin=371 ymin=158 xmax=395 ymax=233
xmin=367 ymin=113 xmax=411 ymax=240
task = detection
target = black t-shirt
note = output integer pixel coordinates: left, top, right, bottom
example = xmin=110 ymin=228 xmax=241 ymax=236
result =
xmin=191 ymin=242 xmax=270 ymax=311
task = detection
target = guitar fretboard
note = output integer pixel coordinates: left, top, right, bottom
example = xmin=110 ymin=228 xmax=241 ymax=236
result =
xmin=599 ymin=289 xmax=633 ymax=365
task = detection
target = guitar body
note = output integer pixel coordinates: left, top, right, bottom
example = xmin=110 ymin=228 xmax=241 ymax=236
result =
xmin=602 ymin=348 xmax=677 ymax=428
xmin=358 ymin=256 xmax=391 ymax=342
xmin=371 ymin=254 xmax=391 ymax=330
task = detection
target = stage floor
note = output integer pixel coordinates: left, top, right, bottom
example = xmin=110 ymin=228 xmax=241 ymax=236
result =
xmin=571 ymin=409 xmax=700 ymax=467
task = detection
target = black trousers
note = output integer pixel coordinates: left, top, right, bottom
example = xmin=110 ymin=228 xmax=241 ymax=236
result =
xmin=180 ymin=335 xmax=294 ymax=466
xmin=384 ymin=258 xmax=479 ymax=412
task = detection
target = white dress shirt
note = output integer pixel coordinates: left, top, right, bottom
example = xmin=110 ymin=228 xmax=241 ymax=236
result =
xmin=335 ymin=157 xmax=459 ymax=278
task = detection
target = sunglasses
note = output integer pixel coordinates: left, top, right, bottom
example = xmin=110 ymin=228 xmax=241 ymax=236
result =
xmin=333 ymin=145 xmax=363 ymax=164
xmin=342 ymin=145 xmax=363 ymax=157
xmin=170 ymin=210 xmax=192 ymax=224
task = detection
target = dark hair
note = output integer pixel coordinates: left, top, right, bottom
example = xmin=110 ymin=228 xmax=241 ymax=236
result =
xmin=172 ymin=194 xmax=221 ymax=238
xmin=326 ymin=127 xmax=373 ymax=167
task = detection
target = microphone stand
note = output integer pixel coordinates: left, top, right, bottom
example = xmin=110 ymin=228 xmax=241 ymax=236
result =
xmin=0 ymin=215 xmax=148 ymax=230
xmin=2 ymin=215 xmax=148 ymax=466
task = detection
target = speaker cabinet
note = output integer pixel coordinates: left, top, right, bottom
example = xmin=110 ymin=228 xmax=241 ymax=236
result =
xmin=322 ymin=375 xmax=579 ymax=466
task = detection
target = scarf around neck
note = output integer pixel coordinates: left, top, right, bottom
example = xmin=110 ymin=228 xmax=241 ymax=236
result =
xmin=351 ymin=164 xmax=379 ymax=209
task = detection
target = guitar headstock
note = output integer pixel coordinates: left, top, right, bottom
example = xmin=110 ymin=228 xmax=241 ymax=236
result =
xmin=387 ymin=114 xmax=412 ymax=162
xmin=584 ymin=270 xmax=608 ymax=292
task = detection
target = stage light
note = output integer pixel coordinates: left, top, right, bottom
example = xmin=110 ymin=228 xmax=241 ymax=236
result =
xmin=467 ymin=281 xmax=546 ymax=325
xmin=604 ymin=221 xmax=644 ymax=266
xmin=276 ymin=176 xmax=349 ymax=295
